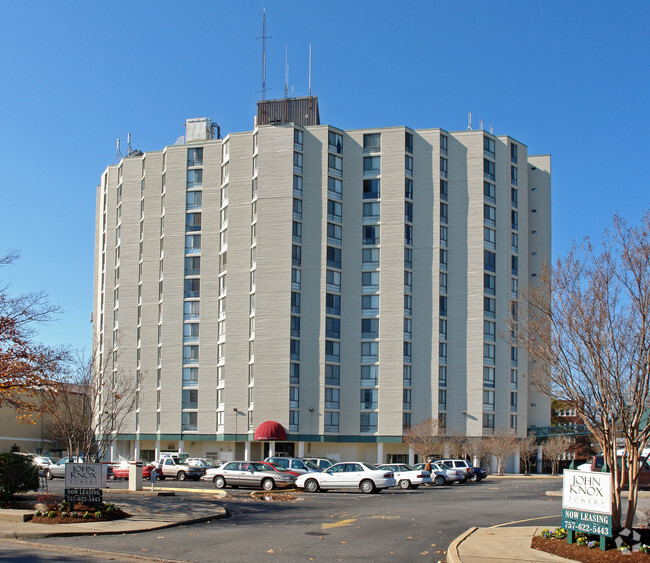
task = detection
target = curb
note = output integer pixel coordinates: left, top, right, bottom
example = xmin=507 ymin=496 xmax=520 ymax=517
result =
xmin=446 ymin=526 xmax=477 ymax=563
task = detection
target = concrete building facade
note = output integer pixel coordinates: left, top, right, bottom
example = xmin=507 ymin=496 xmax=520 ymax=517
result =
xmin=93 ymin=98 xmax=551 ymax=464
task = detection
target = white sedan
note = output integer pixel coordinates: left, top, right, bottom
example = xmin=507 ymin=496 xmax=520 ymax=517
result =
xmin=296 ymin=461 xmax=396 ymax=494
xmin=376 ymin=464 xmax=432 ymax=489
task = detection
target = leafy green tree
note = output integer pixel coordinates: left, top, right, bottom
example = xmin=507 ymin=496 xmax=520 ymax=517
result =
xmin=0 ymin=453 xmax=39 ymax=507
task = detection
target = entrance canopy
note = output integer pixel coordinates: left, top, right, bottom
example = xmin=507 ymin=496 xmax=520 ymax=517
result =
xmin=254 ymin=420 xmax=287 ymax=441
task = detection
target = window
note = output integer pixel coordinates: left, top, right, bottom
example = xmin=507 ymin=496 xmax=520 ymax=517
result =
xmin=362 ymin=248 xmax=380 ymax=267
xmin=363 ymin=156 xmax=380 ymax=174
xmin=293 ymin=221 xmax=302 ymax=242
xmin=439 ymin=365 xmax=447 ymax=385
xmin=405 ymin=132 xmax=414 ymax=153
xmin=328 ymin=176 xmax=342 ymax=198
xmin=363 ymin=225 xmax=379 ymax=245
xmin=484 ymin=204 xmax=496 ymax=225
xmin=402 ymin=366 xmax=411 ymax=386
xmin=510 ymin=415 xmax=517 ymax=431
xmin=483 ymin=366 xmax=495 ymax=387
xmin=325 ymin=411 xmax=340 ymax=432
xmin=185 ymin=256 xmax=200 ymax=276
xmin=326 ymin=293 xmax=341 ymax=315
xmin=327 ymin=246 xmax=341 ymax=268
xmin=182 ymin=412 xmax=198 ymax=431
xmin=484 ymin=250 xmax=496 ymax=272
xmin=362 ymin=271 xmax=379 ymax=290
xmin=440 ymin=179 xmax=448 ymax=201
xmin=484 ymin=343 xmax=495 ymax=364
xmin=291 ymin=244 xmax=302 ymax=266
xmin=511 ymin=369 xmax=518 ymax=390
xmin=511 ymin=210 xmax=518 ymax=230
xmin=188 ymin=147 xmax=203 ymax=166
xmin=183 ymin=345 xmax=199 ymax=364
xmin=484 ymin=227 xmax=496 ymax=249
xmin=182 ymin=367 xmax=198 ymax=387
xmin=289 ymin=386 xmax=299 ymax=408
xmin=360 ymin=412 xmax=378 ymax=432
xmin=363 ymin=133 xmax=380 ymax=152
xmin=404 ymin=271 xmax=412 ymax=292
xmin=484 ymin=136 xmax=495 ymax=155
xmin=438 ymin=295 xmax=446 ymax=316
xmin=290 ymin=363 xmax=300 ymax=384
xmin=484 ymin=159 xmax=495 ymax=181
xmin=483 ymin=390 xmax=495 ymax=410
xmin=185 ymin=235 xmax=201 ymax=254
xmin=186 ymin=212 xmax=202 ymax=232
xmin=440 ymin=134 xmax=448 ymax=154
xmin=328 ymin=131 xmax=343 ymax=153
xmin=405 ymin=155 xmax=413 ymax=174
xmin=480 ymin=319 xmax=496 ymax=344
xmin=361 ymin=318 xmax=379 ymax=339
xmin=511 ymin=346 xmax=518 ymax=366
xmin=325 ymin=388 xmax=340 ymax=409
xmin=362 ymin=295 xmax=379 ymax=314
xmin=328 ymin=200 xmax=342 ymax=222
xmin=511 ymin=143 xmax=518 ymax=163
xmin=291 ymin=315 xmax=300 ymax=337
xmin=511 ymin=392 xmax=518 ymax=411
xmin=404 ymin=248 xmax=412 ymax=269
xmin=186 ymin=190 xmax=202 ymax=210
xmin=291 ymin=291 xmax=301 ymax=313
xmin=440 ymin=202 xmax=448 ymax=224
xmin=406 ymin=294 xmax=414 ymax=315
xmin=438 ymin=389 xmax=446 ymax=409
xmin=182 ymin=389 xmax=198 ymax=410
xmin=440 ymin=225 xmax=448 ymax=246
xmin=484 ymin=181 xmax=495 ymax=202
xmin=483 ymin=413 xmax=494 ymax=429
xmin=439 ymin=318 xmax=447 ymax=339
xmin=405 ymin=225 xmax=413 ymax=246
xmin=184 ymin=278 xmax=200 ymax=298
xmin=294 ymin=129 xmax=303 ymax=149
xmin=439 ymin=342 xmax=446 ymax=362
xmin=361 ymin=341 xmax=379 ymax=362
xmin=361 ymin=389 xmax=378 ymax=410
xmin=511 ymin=187 xmax=518 ymax=208
xmin=326 ymin=317 xmax=341 ymax=338
xmin=405 ymin=178 xmax=413 ymax=199
xmin=404 ymin=388 xmax=412 ymax=409
xmin=361 ymin=365 xmax=379 ymax=386
xmin=484 ymin=297 xmax=496 ymax=318
xmin=328 ymin=154 xmax=343 ymax=175
xmin=325 ymin=340 xmax=340 ymax=362
xmin=440 ymin=157 xmax=448 ymax=178
xmin=511 ymin=232 xmax=518 ymax=252
xmin=289 ymin=410 xmax=299 ymax=430
xmin=363 ymin=202 xmax=380 ymax=222
xmin=511 ymin=255 xmax=519 ymax=276
xmin=405 ymin=201 xmax=413 ymax=223
xmin=293 ymin=175 xmax=303 ymax=194
xmin=363 ymin=178 xmax=380 ymax=199
xmin=293 ymin=198 xmax=302 ymax=219
xmin=327 ymin=269 xmax=341 ymax=291
xmin=187 ymin=169 xmax=202 ymax=187
xmin=484 ymin=273 xmax=495 ymax=295
xmin=291 ymin=268 xmax=301 ymax=290
xmin=440 ymin=248 xmax=448 ymax=268
xmin=511 ymin=166 xmax=518 ymax=186
xmin=325 ymin=364 xmax=340 ymax=385
xmin=293 ymin=152 xmax=303 ymax=171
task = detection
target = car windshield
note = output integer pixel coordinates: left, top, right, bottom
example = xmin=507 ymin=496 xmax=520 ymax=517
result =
xmin=267 ymin=463 xmax=285 ymax=472
xmin=303 ymin=460 xmax=321 ymax=471
xmin=402 ymin=464 xmax=415 ymax=471
xmin=250 ymin=463 xmax=269 ymax=471
xmin=363 ymin=463 xmax=378 ymax=471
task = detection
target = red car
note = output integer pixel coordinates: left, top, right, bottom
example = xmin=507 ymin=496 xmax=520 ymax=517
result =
xmin=258 ymin=461 xmax=301 ymax=477
xmin=111 ymin=462 xmax=160 ymax=480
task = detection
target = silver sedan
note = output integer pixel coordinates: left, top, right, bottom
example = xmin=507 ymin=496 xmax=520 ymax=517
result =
xmin=206 ymin=461 xmax=297 ymax=490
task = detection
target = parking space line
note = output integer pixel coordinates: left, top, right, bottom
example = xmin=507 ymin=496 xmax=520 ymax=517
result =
xmin=489 ymin=514 xmax=561 ymax=528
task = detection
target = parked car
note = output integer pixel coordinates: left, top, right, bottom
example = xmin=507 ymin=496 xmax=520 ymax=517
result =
xmin=32 ymin=456 xmax=60 ymax=470
xmin=264 ymin=457 xmax=321 ymax=475
xmin=414 ymin=462 xmax=464 ymax=485
xmin=157 ymin=456 xmax=204 ymax=481
xmin=590 ymin=454 xmax=650 ymax=487
xmin=260 ymin=461 xmax=301 ymax=477
xmin=303 ymin=457 xmax=337 ymax=470
xmin=44 ymin=459 xmax=67 ymax=479
xmin=186 ymin=458 xmax=220 ymax=469
xmin=434 ymin=459 xmax=473 ymax=482
xmin=470 ymin=467 xmax=488 ymax=482
xmin=296 ymin=461 xmax=396 ymax=494
xmin=376 ymin=463 xmax=431 ymax=489
xmin=206 ymin=461 xmax=297 ymax=490
xmin=111 ymin=462 xmax=161 ymax=480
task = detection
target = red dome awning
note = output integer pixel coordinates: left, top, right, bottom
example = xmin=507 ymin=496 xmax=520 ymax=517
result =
xmin=254 ymin=420 xmax=287 ymax=441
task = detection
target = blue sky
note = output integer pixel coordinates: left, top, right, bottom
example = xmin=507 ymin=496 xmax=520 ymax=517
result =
xmin=0 ymin=1 xmax=648 ymax=354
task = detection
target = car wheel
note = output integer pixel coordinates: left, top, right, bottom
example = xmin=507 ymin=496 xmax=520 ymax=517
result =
xmin=435 ymin=475 xmax=446 ymax=486
xmin=45 ymin=469 xmax=53 ymax=480
xmin=469 ymin=473 xmax=479 ymax=482
xmin=399 ymin=479 xmax=411 ymax=490
xmin=177 ymin=471 xmax=187 ymax=481
xmin=262 ymin=478 xmax=275 ymax=491
xmin=305 ymin=478 xmax=320 ymax=492
xmin=360 ymin=479 xmax=376 ymax=494
xmin=214 ymin=476 xmax=226 ymax=489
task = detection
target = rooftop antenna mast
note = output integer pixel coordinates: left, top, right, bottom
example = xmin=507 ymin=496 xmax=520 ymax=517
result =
xmin=257 ymin=9 xmax=272 ymax=101
xmin=308 ymin=43 xmax=312 ymax=96
xmin=127 ymin=133 xmax=132 ymax=155
xmin=284 ymin=44 xmax=289 ymax=98
xmin=467 ymin=112 xmax=472 ymax=131
xmin=113 ymin=137 xmax=123 ymax=164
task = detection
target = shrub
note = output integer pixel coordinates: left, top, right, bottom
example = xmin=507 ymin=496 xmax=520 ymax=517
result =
xmin=0 ymin=453 xmax=39 ymax=508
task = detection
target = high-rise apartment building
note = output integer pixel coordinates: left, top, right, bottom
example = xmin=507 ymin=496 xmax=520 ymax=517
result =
xmin=93 ymin=97 xmax=551 ymax=465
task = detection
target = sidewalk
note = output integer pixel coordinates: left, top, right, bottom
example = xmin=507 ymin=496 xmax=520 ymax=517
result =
xmin=0 ymin=487 xmax=228 ymax=540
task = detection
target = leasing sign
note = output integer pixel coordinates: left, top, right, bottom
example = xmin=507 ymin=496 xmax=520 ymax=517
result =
xmin=562 ymin=470 xmax=612 ymax=514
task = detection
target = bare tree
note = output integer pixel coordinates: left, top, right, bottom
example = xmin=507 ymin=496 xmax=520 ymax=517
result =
xmin=467 ymin=437 xmax=491 ymax=469
xmin=542 ymin=436 xmax=571 ymax=476
xmin=519 ymin=434 xmax=539 ymax=475
xmin=484 ymin=430 xmax=519 ymax=475
xmin=403 ymin=417 xmax=444 ymax=461
xmin=511 ymin=212 xmax=650 ymax=532
xmin=44 ymin=343 xmax=139 ymax=462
